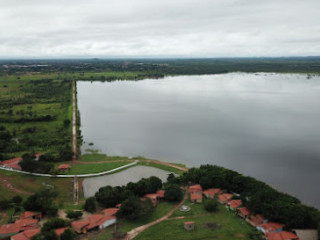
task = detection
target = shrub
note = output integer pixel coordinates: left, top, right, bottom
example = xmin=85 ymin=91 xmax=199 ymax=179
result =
xmin=84 ymin=197 xmax=97 ymax=213
xmin=66 ymin=210 xmax=83 ymax=219
xmin=164 ymin=184 xmax=183 ymax=202
xmin=204 ymin=199 xmax=218 ymax=212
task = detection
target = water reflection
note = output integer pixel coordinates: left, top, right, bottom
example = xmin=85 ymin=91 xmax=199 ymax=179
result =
xmin=78 ymin=73 xmax=320 ymax=208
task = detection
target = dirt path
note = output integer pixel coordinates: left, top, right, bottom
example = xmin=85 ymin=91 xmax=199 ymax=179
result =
xmin=125 ymin=189 xmax=189 ymax=240
xmin=74 ymin=176 xmax=79 ymax=204
xmin=72 ymin=80 xmax=77 ymax=165
xmin=0 ymin=178 xmax=32 ymax=195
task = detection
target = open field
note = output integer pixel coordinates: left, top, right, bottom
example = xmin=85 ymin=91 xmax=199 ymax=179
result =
xmin=135 ymin=204 xmax=254 ymax=240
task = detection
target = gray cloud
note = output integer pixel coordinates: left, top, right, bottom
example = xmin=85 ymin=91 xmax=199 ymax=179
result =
xmin=0 ymin=0 xmax=319 ymax=57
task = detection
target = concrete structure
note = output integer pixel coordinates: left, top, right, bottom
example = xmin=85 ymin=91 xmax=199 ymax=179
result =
xmin=293 ymin=229 xmax=318 ymax=240
xmin=184 ymin=221 xmax=195 ymax=231
xmin=72 ymin=215 xmax=116 ymax=234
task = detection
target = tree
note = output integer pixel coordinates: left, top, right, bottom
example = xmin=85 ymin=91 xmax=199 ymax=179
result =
xmin=42 ymin=218 xmax=70 ymax=232
xmin=164 ymin=184 xmax=183 ymax=202
xmin=11 ymin=195 xmax=23 ymax=205
xmin=84 ymin=197 xmax=97 ymax=213
xmin=60 ymin=229 xmax=76 ymax=240
xmin=66 ymin=210 xmax=83 ymax=219
xmin=24 ymin=189 xmax=58 ymax=215
xmin=117 ymin=196 xmax=153 ymax=220
xmin=204 ymin=199 xmax=218 ymax=212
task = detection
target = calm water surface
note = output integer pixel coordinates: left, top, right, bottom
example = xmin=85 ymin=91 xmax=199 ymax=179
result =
xmin=78 ymin=73 xmax=320 ymax=208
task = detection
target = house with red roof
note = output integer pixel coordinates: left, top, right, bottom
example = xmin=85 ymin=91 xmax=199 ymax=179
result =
xmin=19 ymin=212 xmax=42 ymax=221
xmin=227 ymin=199 xmax=242 ymax=210
xmin=190 ymin=193 xmax=203 ymax=203
xmin=0 ymin=157 xmax=22 ymax=170
xmin=189 ymin=185 xmax=202 ymax=194
xmin=0 ymin=219 xmax=38 ymax=240
xmin=217 ymin=193 xmax=233 ymax=204
xmin=266 ymin=231 xmax=299 ymax=240
xmin=102 ymin=208 xmax=119 ymax=217
xmin=115 ymin=203 xmax=121 ymax=208
xmin=10 ymin=228 xmax=41 ymax=240
xmin=238 ymin=207 xmax=251 ymax=219
xmin=71 ymin=215 xmax=116 ymax=234
xmin=257 ymin=222 xmax=285 ymax=234
xmin=144 ymin=194 xmax=158 ymax=207
xmin=203 ymin=188 xmax=222 ymax=199
xmin=58 ymin=164 xmax=70 ymax=171
xmin=156 ymin=190 xmax=165 ymax=199
xmin=249 ymin=214 xmax=267 ymax=227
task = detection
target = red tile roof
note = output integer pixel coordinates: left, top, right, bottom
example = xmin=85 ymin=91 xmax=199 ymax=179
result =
xmin=55 ymin=227 xmax=68 ymax=236
xmin=184 ymin=221 xmax=195 ymax=225
xmin=11 ymin=228 xmax=41 ymax=240
xmin=190 ymin=193 xmax=203 ymax=201
xmin=238 ymin=207 xmax=251 ymax=216
xmin=144 ymin=194 xmax=158 ymax=199
xmin=20 ymin=211 xmax=40 ymax=219
xmin=228 ymin=199 xmax=242 ymax=209
xmin=259 ymin=222 xmax=285 ymax=232
xmin=250 ymin=214 xmax=265 ymax=226
xmin=115 ymin=203 xmax=122 ymax=208
xmin=58 ymin=164 xmax=70 ymax=170
xmin=86 ymin=214 xmax=115 ymax=230
xmin=266 ymin=231 xmax=299 ymax=240
xmin=156 ymin=190 xmax=165 ymax=198
xmin=71 ymin=220 xmax=89 ymax=231
xmin=189 ymin=184 xmax=202 ymax=193
xmin=0 ymin=219 xmax=38 ymax=235
xmin=218 ymin=193 xmax=233 ymax=203
xmin=102 ymin=208 xmax=119 ymax=216
xmin=0 ymin=157 xmax=22 ymax=170
xmin=203 ymin=188 xmax=222 ymax=196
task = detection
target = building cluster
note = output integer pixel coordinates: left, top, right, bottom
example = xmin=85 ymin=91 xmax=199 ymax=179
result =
xmin=187 ymin=184 xmax=311 ymax=240
xmin=0 ymin=211 xmax=69 ymax=240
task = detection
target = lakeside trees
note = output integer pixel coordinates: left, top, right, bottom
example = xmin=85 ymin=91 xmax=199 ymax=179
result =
xmin=180 ymin=165 xmax=320 ymax=229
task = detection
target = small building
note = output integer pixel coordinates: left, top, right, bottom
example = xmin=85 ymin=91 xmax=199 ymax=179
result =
xmin=19 ymin=212 xmax=42 ymax=221
xmin=249 ymin=214 xmax=267 ymax=227
xmin=58 ymin=164 xmax=70 ymax=171
xmin=144 ymin=194 xmax=158 ymax=207
xmin=227 ymin=199 xmax=242 ymax=210
xmin=190 ymin=193 xmax=203 ymax=203
xmin=293 ymin=229 xmax=318 ymax=240
xmin=102 ymin=208 xmax=119 ymax=217
xmin=238 ymin=207 xmax=251 ymax=219
xmin=10 ymin=228 xmax=41 ymax=240
xmin=266 ymin=231 xmax=299 ymax=240
xmin=72 ymin=215 xmax=116 ymax=234
xmin=156 ymin=190 xmax=165 ymax=199
xmin=0 ymin=157 xmax=22 ymax=170
xmin=217 ymin=193 xmax=233 ymax=204
xmin=189 ymin=185 xmax=202 ymax=194
xmin=184 ymin=221 xmax=195 ymax=231
xmin=257 ymin=222 xmax=285 ymax=234
xmin=0 ymin=219 xmax=38 ymax=239
xmin=203 ymin=188 xmax=222 ymax=199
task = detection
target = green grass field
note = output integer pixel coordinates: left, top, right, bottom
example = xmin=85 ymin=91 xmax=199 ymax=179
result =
xmin=135 ymin=205 xmax=255 ymax=240
xmin=67 ymin=161 xmax=132 ymax=175
xmin=78 ymin=153 xmax=132 ymax=162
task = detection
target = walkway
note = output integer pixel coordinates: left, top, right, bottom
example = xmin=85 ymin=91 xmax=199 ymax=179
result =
xmin=125 ymin=189 xmax=189 ymax=240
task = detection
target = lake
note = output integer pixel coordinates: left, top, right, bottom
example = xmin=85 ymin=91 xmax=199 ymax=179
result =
xmin=77 ymin=73 xmax=320 ymax=208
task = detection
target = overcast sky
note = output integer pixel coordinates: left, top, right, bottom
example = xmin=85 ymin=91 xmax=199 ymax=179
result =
xmin=0 ymin=0 xmax=319 ymax=58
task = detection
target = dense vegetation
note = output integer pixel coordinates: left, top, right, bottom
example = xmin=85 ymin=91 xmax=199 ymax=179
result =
xmin=179 ymin=165 xmax=320 ymax=229
xmin=93 ymin=176 xmax=162 ymax=209
xmin=0 ymin=75 xmax=72 ymax=160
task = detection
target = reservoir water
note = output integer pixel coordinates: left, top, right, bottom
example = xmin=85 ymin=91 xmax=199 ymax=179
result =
xmin=77 ymin=73 xmax=320 ymax=208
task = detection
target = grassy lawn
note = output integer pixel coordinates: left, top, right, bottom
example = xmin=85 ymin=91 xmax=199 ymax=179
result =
xmin=78 ymin=153 xmax=131 ymax=162
xmin=67 ymin=161 xmax=133 ymax=175
xmin=171 ymin=198 xmax=209 ymax=218
xmin=135 ymin=206 xmax=254 ymax=240
xmin=0 ymin=169 xmax=74 ymax=206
